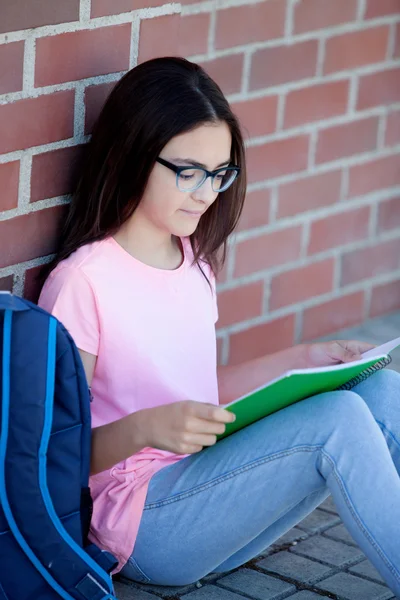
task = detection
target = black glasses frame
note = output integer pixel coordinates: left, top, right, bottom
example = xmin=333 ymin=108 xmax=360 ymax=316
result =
xmin=156 ymin=157 xmax=241 ymax=192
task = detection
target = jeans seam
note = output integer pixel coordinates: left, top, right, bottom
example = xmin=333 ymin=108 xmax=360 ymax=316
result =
xmin=125 ymin=556 xmax=151 ymax=583
xmin=144 ymin=444 xmax=323 ymax=510
xmin=319 ymin=447 xmax=400 ymax=584
xmin=376 ymin=419 xmax=400 ymax=455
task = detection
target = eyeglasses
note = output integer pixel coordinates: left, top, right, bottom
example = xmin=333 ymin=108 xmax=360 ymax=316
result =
xmin=156 ymin=157 xmax=241 ymax=193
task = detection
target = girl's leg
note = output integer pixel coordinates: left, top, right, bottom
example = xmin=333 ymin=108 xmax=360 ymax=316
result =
xmin=120 ymin=371 xmax=400 ymax=597
xmin=214 ymin=369 xmax=400 ymax=574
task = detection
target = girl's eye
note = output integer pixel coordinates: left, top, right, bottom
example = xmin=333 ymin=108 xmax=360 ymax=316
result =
xmin=178 ymin=170 xmax=196 ymax=180
xmin=216 ymin=171 xmax=227 ymax=180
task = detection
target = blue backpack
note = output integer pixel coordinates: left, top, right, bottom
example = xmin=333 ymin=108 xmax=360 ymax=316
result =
xmin=0 ymin=292 xmax=118 ymax=600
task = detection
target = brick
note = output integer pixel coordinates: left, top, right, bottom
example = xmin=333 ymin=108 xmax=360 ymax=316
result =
xmin=284 ymin=80 xmax=349 ymax=129
xmin=236 ymin=189 xmax=270 ymax=232
xmin=234 ymin=226 xmax=302 ymax=277
xmin=232 ymin=96 xmax=278 ymax=139
xmin=365 ymin=0 xmax=400 ymax=18
xmin=277 ymin=171 xmax=342 ymax=218
xmin=315 ymin=117 xmax=379 ymax=164
xmin=308 ymin=206 xmax=370 ymax=255
xmin=324 ymin=26 xmax=389 ymax=74
xmin=385 ymin=110 xmax=400 ymax=146
xmin=301 ymin=292 xmax=365 ymax=341
xmin=378 ymin=196 xmax=400 ymax=232
xmin=138 ymin=15 xmax=180 ymax=64
xmin=293 ymin=0 xmax=358 ymax=34
xmin=84 ymin=81 xmax=117 ymax=135
xmin=217 ymin=281 xmax=264 ymax=328
xmin=348 ymin=154 xmax=400 ymax=197
xmin=357 ymin=68 xmax=400 ymax=110
xmin=199 ymin=55 xmax=244 ymax=95
xmin=0 ymin=276 xmax=13 ymax=292
xmin=179 ymin=14 xmax=210 ymax=57
xmin=258 ymin=550 xmax=334 ymax=584
xmin=0 ymin=41 xmax=24 ymax=94
xmin=216 ymin=256 xmax=229 ymax=284
xmin=0 ymin=161 xmax=20 ymax=211
xmin=315 ymin=572 xmax=392 ymax=599
xmin=395 ymin=23 xmax=400 ymax=58
xmin=250 ymin=41 xmax=318 ymax=90
xmin=217 ymin=337 xmax=223 ymax=366
xmin=0 ymin=91 xmax=74 ymax=155
xmin=228 ymin=314 xmax=295 ymax=364
xmin=0 ymin=206 xmax=66 ymax=269
xmin=36 ymin=25 xmax=131 ymax=86
xmin=217 ymin=569 xmax=295 ymax=599
xmin=91 ymin=0 xmax=166 ymax=16
xmin=270 ymin=259 xmax=335 ymax=310
xmin=215 ymin=0 xmax=286 ymax=50
xmin=24 ymin=265 xmax=43 ymax=303
xmin=370 ymin=280 xmax=400 ymax=318
xmin=0 ymin=0 xmax=79 ymax=34
xmin=31 ymin=145 xmax=86 ymax=203
xmin=246 ymin=135 xmax=309 ymax=184
xmin=341 ymin=239 xmax=400 ymax=285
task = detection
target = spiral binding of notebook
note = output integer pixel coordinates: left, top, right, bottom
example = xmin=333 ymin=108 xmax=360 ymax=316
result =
xmin=336 ymin=355 xmax=393 ymax=391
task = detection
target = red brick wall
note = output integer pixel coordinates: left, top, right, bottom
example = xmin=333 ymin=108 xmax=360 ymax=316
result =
xmin=0 ymin=0 xmax=399 ymax=366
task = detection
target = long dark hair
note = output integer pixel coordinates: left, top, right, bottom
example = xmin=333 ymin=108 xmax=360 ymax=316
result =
xmin=42 ymin=56 xmax=247 ymax=281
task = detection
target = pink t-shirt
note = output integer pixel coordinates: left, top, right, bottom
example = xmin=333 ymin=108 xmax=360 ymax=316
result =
xmin=38 ymin=236 xmax=219 ymax=572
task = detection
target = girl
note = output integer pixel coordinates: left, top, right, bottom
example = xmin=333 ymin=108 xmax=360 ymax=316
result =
xmin=38 ymin=56 xmax=400 ymax=596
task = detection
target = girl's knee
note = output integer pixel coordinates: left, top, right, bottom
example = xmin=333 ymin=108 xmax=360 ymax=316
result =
xmin=370 ymin=368 xmax=400 ymax=389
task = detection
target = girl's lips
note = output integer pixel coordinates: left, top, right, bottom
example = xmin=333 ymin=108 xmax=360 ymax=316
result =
xmin=180 ymin=209 xmax=204 ymax=217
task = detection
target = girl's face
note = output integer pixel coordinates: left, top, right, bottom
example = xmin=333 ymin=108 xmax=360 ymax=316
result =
xmin=136 ymin=121 xmax=232 ymax=238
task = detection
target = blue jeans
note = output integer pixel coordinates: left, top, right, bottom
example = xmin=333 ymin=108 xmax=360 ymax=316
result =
xmin=120 ymin=369 xmax=400 ymax=597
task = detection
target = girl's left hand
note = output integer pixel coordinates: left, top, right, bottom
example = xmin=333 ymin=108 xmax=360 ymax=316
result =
xmin=304 ymin=340 xmax=376 ymax=369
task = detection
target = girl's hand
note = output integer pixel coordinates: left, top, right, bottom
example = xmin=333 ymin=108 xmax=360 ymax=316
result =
xmin=133 ymin=400 xmax=236 ymax=455
xmin=304 ymin=340 xmax=376 ymax=369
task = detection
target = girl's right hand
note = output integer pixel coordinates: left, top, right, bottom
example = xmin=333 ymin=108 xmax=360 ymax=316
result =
xmin=133 ymin=400 xmax=236 ymax=455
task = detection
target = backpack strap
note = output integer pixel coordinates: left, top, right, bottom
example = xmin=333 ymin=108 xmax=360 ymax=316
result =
xmin=0 ymin=303 xmax=117 ymax=600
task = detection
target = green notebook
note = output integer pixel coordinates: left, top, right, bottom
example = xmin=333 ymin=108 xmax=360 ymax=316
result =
xmin=218 ymin=336 xmax=400 ymax=441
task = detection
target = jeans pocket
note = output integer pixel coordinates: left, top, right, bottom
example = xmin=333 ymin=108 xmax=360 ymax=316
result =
xmin=120 ymin=555 xmax=151 ymax=584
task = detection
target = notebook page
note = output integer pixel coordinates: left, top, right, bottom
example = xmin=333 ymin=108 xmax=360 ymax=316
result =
xmin=361 ymin=336 xmax=400 ymax=359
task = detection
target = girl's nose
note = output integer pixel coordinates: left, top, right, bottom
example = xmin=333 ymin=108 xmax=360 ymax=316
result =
xmin=191 ymin=176 xmax=218 ymax=205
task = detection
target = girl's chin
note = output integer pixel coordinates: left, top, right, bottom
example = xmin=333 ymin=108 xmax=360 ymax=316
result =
xmin=170 ymin=220 xmax=200 ymax=236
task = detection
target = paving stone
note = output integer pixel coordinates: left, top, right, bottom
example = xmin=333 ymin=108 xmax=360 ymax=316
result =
xmin=285 ymin=593 xmax=327 ymax=599
xmin=317 ymin=495 xmax=338 ymax=515
xmin=290 ymin=535 xmax=364 ymax=567
xmin=181 ymin=584 xmax=249 ymax=600
xmin=271 ymin=527 xmax=307 ymax=547
xmin=323 ymin=523 xmax=358 ymax=547
xmin=114 ymin=581 xmax=159 ymax=599
xmin=296 ymin=508 xmax=341 ymax=534
xmin=314 ymin=572 xmax=393 ymax=600
xmin=217 ymin=568 xmax=296 ymax=600
xmin=257 ymin=550 xmax=334 ymax=585
xmin=117 ymin=576 xmax=196 ymax=598
xmin=349 ymin=559 xmax=385 ymax=584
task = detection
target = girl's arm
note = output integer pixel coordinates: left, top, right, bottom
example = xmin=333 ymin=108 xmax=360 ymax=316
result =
xmin=217 ymin=345 xmax=308 ymax=405
xmin=217 ymin=339 xmax=374 ymax=405
xmin=79 ymin=349 xmax=235 ymax=476
xmin=79 ymin=349 xmax=149 ymax=474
